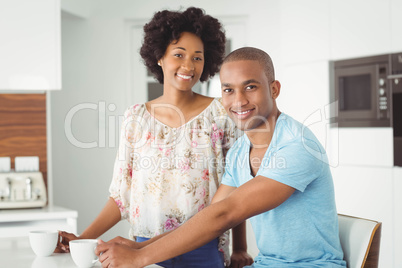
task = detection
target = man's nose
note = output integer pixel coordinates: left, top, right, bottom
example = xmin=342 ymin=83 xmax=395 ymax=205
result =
xmin=233 ymin=91 xmax=248 ymax=107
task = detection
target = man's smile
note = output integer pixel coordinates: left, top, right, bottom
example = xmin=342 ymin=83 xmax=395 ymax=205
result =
xmin=230 ymin=108 xmax=255 ymax=119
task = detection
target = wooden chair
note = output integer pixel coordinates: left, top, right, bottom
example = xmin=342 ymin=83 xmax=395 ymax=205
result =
xmin=338 ymin=214 xmax=382 ymax=268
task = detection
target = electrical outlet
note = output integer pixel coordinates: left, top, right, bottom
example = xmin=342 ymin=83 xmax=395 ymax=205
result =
xmin=15 ymin=156 xmax=40 ymax=172
xmin=0 ymin=157 xmax=11 ymax=172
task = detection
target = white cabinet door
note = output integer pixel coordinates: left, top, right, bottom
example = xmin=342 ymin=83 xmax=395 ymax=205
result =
xmin=331 ymin=165 xmax=394 ymax=267
xmin=279 ymin=0 xmax=331 ymax=65
xmin=278 ymin=61 xmax=332 ymax=153
xmin=336 ymin=128 xmax=394 ymax=167
xmin=391 ymin=0 xmax=402 ymax=52
xmin=0 ymin=0 xmax=61 ymax=90
xmin=329 ymin=0 xmax=391 ymax=60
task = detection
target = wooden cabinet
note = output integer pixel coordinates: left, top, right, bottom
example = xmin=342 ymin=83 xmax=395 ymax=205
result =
xmin=0 ymin=0 xmax=61 ymax=90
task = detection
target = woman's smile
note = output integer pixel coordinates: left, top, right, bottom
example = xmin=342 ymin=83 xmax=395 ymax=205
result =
xmin=176 ymin=73 xmax=194 ymax=80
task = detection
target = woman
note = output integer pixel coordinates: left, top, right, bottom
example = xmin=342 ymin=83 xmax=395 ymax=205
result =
xmin=57 ymin=7 xmax=253 ymax=268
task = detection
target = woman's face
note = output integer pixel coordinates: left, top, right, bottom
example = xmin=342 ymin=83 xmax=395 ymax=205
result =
xmin=159 ymin=32 xmax=204 ymax=92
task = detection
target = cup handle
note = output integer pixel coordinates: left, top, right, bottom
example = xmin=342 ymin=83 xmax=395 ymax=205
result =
xmin=93 ymin=246 xmax=99 ymax=263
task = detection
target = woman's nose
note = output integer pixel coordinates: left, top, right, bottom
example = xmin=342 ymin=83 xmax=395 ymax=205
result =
xmin=182 ymin=59 xmax=195 ymax=71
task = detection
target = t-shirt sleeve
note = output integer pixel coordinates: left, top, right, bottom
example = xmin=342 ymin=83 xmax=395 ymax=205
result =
xmin=257 ymin=139 xmax=323 ymax=192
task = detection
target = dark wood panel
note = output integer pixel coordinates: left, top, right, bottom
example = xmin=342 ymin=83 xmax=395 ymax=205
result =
xmin=0 ymin=94 xmax=48 ymax=190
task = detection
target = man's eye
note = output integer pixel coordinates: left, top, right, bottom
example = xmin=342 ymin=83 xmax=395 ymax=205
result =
xmin=246 ymin=85 xmax=256 ymax=90
xmin=223 ymin=88 xmax=232 ymax=93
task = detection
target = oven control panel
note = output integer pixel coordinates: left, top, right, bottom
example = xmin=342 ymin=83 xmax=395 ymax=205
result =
xmin=378 ymin=64 xmax=389 ymax=119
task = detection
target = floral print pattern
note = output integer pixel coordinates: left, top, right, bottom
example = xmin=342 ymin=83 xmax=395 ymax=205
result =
xmin=109 ymin=98 xmax=240 ymax=265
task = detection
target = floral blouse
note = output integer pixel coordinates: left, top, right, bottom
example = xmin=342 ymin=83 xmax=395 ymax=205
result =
xmin=109 ymin=98 xmax=240 ymax=264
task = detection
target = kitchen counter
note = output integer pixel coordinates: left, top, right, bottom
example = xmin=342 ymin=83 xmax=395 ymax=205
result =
xmin=0 ymin=206 xmax=160 ymax=267
xmin=0 ymin=236 xmax=161 ymax=267
xmin=0 ymin=205 xmax=77 ymax=238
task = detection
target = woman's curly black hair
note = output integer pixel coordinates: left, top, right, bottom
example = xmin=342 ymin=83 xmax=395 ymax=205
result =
xmin=140 ymin=7 xmax=226 ymax=84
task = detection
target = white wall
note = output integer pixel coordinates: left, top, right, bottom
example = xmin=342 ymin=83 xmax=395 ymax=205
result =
xmin=51 ymin=11 xmax=131 ymax=240
xmin=52 ymin=0 xmax=402 ymax=265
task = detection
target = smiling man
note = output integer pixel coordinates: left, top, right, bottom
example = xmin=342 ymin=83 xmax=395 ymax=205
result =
xmin=96 ymin=47 xmax=346 ymax=268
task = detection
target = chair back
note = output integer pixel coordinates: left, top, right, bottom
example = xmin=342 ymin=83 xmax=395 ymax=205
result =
xmin=338 ymin=214 xmax=382 ymax=268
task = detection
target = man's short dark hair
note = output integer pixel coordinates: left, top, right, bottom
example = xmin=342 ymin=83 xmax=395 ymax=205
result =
xmin=223 ymin=47 xmax=275 ymax=82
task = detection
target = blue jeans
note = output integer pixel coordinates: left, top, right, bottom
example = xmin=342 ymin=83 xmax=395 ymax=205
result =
xmin=136 ymin=237 xmax=224 ymax=268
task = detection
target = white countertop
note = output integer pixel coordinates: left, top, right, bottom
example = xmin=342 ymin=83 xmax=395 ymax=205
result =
xmin=0 ymin=205 xmax=78 ymax=238
xmin=0 ymin=236 xmax=161 ymax=268
xmin=0 ymin=205 xmax=77 ymax=222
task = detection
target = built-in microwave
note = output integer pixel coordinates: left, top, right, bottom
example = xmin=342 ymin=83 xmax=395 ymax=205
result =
xmin=330 ymin=52 xmax=402 ymax=166
xmin=330 ymin=54 xmax=391 ymax=127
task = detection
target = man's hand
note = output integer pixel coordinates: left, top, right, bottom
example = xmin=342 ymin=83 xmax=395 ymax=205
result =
xmin=229 ymin=250 xmax=254 ymax=268
xmin=105 ymin=236 xmax=142 ymax=249
xmin=95 ymin=239 xmax=146 ymax=268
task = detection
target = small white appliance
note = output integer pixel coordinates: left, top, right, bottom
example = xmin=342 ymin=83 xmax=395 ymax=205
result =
xmin=0 ymin=172 xmax=47 ymax=209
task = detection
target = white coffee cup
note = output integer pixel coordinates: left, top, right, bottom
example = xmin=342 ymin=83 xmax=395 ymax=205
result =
xmin=29 ymin=230 xmax=58 ymax=257
xmin=69 ymin=239 xmax=99 ymax=268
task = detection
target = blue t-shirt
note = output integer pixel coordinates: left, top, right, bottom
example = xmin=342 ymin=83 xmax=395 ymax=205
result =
xmin=222 ymin=113 xmax=346 ymax=267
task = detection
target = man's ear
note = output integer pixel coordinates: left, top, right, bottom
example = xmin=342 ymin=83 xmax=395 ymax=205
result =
xmin=271 ymin=80 xmax=281 ymax=99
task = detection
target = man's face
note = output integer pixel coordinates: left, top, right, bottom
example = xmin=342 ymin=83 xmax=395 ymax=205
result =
xmin=220 ymin=60 xmax=279 ymax=131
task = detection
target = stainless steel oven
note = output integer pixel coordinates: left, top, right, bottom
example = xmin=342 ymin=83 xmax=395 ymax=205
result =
xmin=330 ymin=54 xmax=391 ymax=127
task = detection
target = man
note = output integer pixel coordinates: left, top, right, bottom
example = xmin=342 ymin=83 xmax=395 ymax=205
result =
xmin=96 ymin=47 xmax=346 ymax=268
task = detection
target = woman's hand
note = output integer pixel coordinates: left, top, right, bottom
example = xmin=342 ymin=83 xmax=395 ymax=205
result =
xmin=54 ymin=231 xmax=79 ymax=253
xmin=229 ymin=250 xmax=254 ymax=268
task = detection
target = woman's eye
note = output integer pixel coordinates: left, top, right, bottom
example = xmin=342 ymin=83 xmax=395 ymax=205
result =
xmin=174 ymin=54 xmax=183 ymax=58
xmin=194 ymin=57 xmax=203 ymax=61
